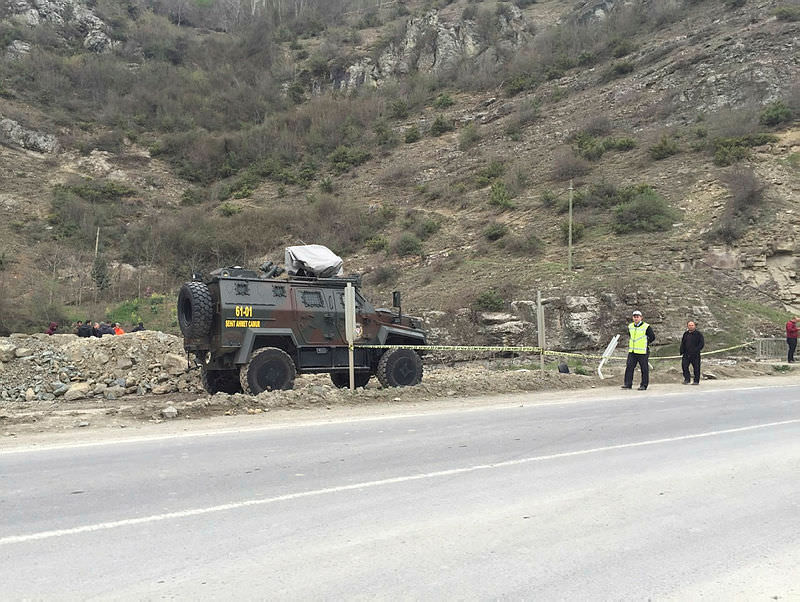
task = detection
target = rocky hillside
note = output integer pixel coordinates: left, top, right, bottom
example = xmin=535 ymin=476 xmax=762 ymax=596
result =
xmin=0 ymin=0 xmax=798 ymax=350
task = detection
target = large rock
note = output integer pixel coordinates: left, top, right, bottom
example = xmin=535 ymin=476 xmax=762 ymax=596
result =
xmin=0 ymin=344 xmax=16 ymax=362
xmin=162 ymin=354 xmax=187 ymax=376
xmin=64 ymin=382 xmax=91 ymax=401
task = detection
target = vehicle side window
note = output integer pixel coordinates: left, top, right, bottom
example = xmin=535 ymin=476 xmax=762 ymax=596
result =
xmin=300 ymin=290 xmax=325 ymax=308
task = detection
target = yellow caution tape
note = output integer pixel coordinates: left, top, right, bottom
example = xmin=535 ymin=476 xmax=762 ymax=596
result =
xmin=355 ymin=341 xmax=755 ymax=362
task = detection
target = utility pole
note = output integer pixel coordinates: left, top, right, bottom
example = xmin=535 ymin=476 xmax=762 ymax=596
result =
xmin=568 ymin=179 xmax=574 ymax=271
xmin=95 ymin=227 xmax=100 ymax=258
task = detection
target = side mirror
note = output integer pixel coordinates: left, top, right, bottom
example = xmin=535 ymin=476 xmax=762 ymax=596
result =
xmin=392 ymin=291 xmax=401 ymax=308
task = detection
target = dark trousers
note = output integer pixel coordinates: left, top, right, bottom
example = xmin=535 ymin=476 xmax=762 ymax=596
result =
xmin=789 ymin=337 xmax=797 ymax=363
xmin=624 ymin=352 xmax=649 ymax=388
xmin=682 ymin=354 xmax=701 ymax=383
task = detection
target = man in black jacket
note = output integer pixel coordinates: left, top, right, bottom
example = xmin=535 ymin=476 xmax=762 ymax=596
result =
xmin=680 ymin=320 xmax=705 ymax=385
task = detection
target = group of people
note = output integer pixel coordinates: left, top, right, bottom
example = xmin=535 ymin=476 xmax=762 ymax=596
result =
xmin=622 ymin=311 xmax=799 ymax=390
xmin=622 ymin=310 xmax=706 ymax=390
xmin=70 ymin=320 xmax=144 ymax=337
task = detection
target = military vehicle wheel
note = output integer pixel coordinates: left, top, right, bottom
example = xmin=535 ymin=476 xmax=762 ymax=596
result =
xmin=177 ymin=281 xmax=213 ymax=338
xmin=201 ymin=367 xmax=242 ymax=395
xmin=240 ymin=347 xmax=296 ymax=394
xmin=376 ymin=349 xmax=423 ymax=388
xmin=330 ymin=371 xmax=371 ymax=388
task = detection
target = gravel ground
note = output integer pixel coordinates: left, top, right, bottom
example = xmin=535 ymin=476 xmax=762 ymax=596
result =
xmin=0 ymin=332 xmax=789 ymax=438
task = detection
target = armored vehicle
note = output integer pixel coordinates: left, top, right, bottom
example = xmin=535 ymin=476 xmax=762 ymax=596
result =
xmin=177 ymin=247 xmax=427 ymax=395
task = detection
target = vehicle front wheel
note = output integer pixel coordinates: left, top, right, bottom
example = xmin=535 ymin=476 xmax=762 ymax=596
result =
xmin=201 ymin=367 xmax=243 ymax=395
xmin=330 ymin=371 xmax=371 ymax=389
xmin=376 ymin=349 xmax=423 ymax=388
xmin=240 ymin=347 xmax=296 ymax=394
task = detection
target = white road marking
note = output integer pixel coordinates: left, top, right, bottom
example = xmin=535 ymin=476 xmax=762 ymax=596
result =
xmin=3 ymin=382 xmax=798 ymax=455
xmin=2 ymin=417 xmax=799 ymax=546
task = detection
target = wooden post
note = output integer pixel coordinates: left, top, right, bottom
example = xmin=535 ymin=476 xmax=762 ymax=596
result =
xmin=345 ymin=283 xmax=356 ymax=390
xmin=537 ymin=290 xmax=545 ymax=374
xmin=568 ymin=179 xmax=574 ymax=271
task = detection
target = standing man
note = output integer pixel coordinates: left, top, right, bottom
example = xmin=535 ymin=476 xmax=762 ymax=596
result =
xmin=680 ymin=320 xmax=705 ymax=385
xmin=622 ymin=310 xmax=655 ymax=391
xmin=787 ymin=316 xmax=798 ymax=363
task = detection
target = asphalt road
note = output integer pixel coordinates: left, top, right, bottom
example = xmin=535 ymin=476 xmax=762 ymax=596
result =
xmin=2 ymin=381 xmax=800 ymax=599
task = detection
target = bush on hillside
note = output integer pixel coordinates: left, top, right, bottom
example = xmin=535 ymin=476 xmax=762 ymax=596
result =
xmin=484 ymin=221 xmax=509 ymax=241
xmin=551 ymin=149 xmax=591 ymax=181
xmin=648 ymin=135 xmax=680 ymax=160
xmin=473 ymin=289 xmax=505 ymax=311
xmin=759 ymin=101 xmax=793 ymax=126
xmin=404 ymin=125 xmax=421 ymax=143
xmin=612 ymin=188 xmax=679 ymax=234
xmin=430 ymin=115 xmax=454 ymax=136
xmin=391 ymin=233 xmax=423 ymax=257
xmin=560 ymin=220 xmax=585 ymax=244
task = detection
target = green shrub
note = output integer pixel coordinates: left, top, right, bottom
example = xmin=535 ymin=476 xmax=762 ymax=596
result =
xmin=603 ymin=137 xmax=637 ymax=151
xmin=404 ymin=126 xmax=421 ymax=143
xmin=504 ymin=73 xmax=539 ymax=96
xmin=612 ymin=188 xmax=679 ymax=234
xmin=318 ymin=176 xmax=334 ymax=193
xmin=389 ymin=99 xmax=410 ymax=119
xmin=759 ymin=101 xmax=793 ymax=126
xmin=484 ymin=221 xmax=509 ymax=241
xmin=649 ymin=135 xmax=680 ymax=160
xmin=459 ymin=123 xmax=481 ymax=150
xmin=540 ymin=189 xmax=559 ymax=208
xmin=560 ymin=220 xmax=585 ymax=244
xmin=328 ymin=146 xmax=371 ymax=172
xmin=369 ymin=265 xmax=395 ymax=284
xmin=181 ymin=187 xmax=207 ymax=206
xmin=774 ymin=6 xmax=800 ymax=21
xmin=430 ymin=115 xmax=454 ymax=136
xmin=711 ymin=133 xmax=778 ymax=166
xmin=433 ymin=93 xmax=455 ymax=109
xmin=489 ymin=181 xmax=515 ymax=209
xmin=365 ymin=235 xmax=388 ymax=252
xmin=391 ymin=233 xmax=423 ymax=257
xmin=475 ymin=160 xmax=505 ymax=187
xmin=574 ymin=134 xmax=605 ymax=161
xmin=218 ymin=202 xmax=242 ymax=217
xmin=473 ymin=289 xmax=505 ymax=311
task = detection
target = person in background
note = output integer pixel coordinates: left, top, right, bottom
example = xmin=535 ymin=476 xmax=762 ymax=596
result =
xmin=74 ymin=320 xmax=83 ymax=335
xmin=98 ymin=322 xmax=115 ymax=336
xmin=92 ymin=322 xmax=101 ymax=337
xmin=45 ymin=322 xmax=58 ymax=335
xmin=78 ymin=319 xmax=93 ymax=337
xmin=622 ymin=310 xmax=655 ymax=391
xmin=680 ymin=320 xmax=705 ymax=385
xmin=787 ymin=316 xmax=798 ymax=363
xmin=113 ymin=322 xmax=126 ymax=335
xmin=131 ymin=321 xmax=145 ymax=332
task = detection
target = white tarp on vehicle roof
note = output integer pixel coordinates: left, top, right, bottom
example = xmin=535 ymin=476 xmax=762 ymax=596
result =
xmin=285 ymin=244 xmax=343 ymax=278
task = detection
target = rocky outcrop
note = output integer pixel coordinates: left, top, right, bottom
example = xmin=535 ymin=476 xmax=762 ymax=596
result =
xmin=7 ymin=0 xmax=113 ymax=53
xmin=0 ymin=117 xmax=59 ymax=153
xmin=331 ymin=7 xmax=531 ymax=92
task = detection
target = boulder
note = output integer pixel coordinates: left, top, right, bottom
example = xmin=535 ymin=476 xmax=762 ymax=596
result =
xmin=0 ymin=344 xmax=15 ymax=362
xmin=162 ymin=354 xmax=187 ymax=376
xmin=64 ymin=382 xmax=91 ymax=401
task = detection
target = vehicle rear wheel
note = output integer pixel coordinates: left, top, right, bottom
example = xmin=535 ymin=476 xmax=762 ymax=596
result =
xmin=177 ymin=281 xmax=213 ymax=338
xmin=201 ymin=367 xmax=242 ymax=395
xmin=330 ymin=371 xmax=371 ymax=388
xmin=376 ymin=349 xmax=423 ymax=388
xmin=240 ymin=347 xmax=296 ymax=394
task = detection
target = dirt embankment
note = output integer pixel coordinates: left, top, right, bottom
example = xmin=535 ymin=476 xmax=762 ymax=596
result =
xmin=0 ymin=331 xmax=790 ymax=437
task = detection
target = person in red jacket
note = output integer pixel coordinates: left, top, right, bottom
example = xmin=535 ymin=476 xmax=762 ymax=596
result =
xmin=113 ymin=322 xmax=126 ymax=335
xmin=787 ymin=317 xmax=799 ymax=363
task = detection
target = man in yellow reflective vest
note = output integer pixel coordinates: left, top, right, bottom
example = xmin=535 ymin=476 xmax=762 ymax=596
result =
xmin=622 ymin=309 xmax=655 ymax=390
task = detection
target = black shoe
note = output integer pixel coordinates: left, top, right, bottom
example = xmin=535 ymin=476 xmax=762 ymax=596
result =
xmin=637 ymin=386 xmax=647 ymax=391
xmin=682 ymin=380 xmax=690 ymax=385
xmin=621 ymin=385 xmax=632 ymax=389
xmin=691 ymin=381 xmax=699 ymax=385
